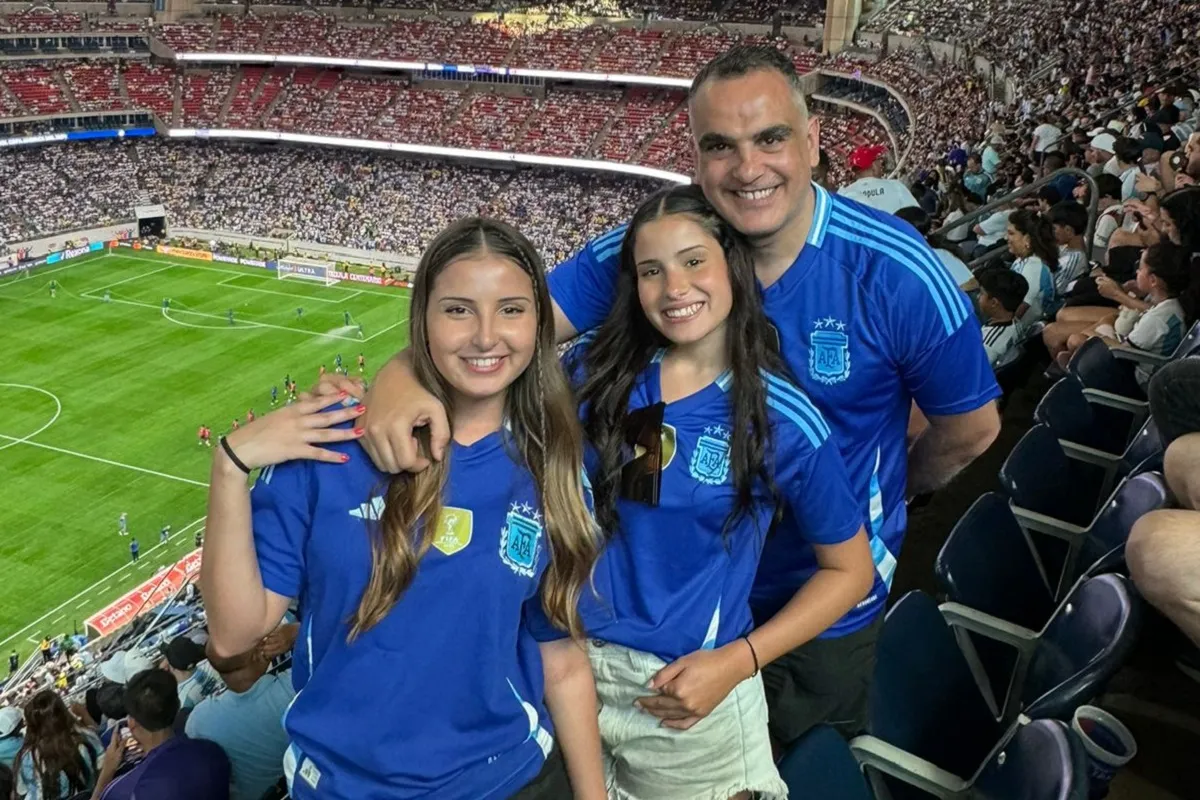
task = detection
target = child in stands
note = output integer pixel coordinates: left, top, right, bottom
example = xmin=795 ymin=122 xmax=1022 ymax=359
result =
xmin=976 ymin=267 xmax=1030 ymax=367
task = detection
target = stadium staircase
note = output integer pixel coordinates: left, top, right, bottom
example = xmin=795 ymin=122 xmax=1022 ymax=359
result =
xmin=0 ymin=79 xmax=27 ymax=116
xmin=116 ymin=64 xmax=131 ymax=107
xmin=586 ymin=104 xmax=621 ymax=159
xmin=580 ymin=28 xmax=617 ymax=71
xmin=215 ymin=69 xmax=242 ymax=124
xmin=171 ymin=72 xmax=182 ymax=125
xmin=256 ymin=69 xmax=291 ymax=127
xmin=632 ymin=95 xmax=689 ymax=164
xmin=53 ymin=68 xmax=80 ymax=112
xmin=441 ymin=87 xmax=475 ymax=132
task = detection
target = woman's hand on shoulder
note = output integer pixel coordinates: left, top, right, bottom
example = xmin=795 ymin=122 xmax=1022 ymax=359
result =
xmin=222 ymin=390 xmax=366 ymax=471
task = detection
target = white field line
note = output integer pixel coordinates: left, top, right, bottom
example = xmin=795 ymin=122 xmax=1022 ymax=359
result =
xmin=0 ymin=433 xmax=209 ymax=487
xmin=364 ymin=316 xmax=410 ymax=342
xmin=0 ymin=517 xmax=207 ymax=650
xmin=216 ymin=274 xmax=345 ymax=305
xmin=88 ymin=264 xmax=177 ymax=293
xmin=0 ymin=384 xmax=62 ymax=452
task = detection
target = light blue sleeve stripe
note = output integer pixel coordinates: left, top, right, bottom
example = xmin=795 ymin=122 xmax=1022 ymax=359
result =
xmin=831 ymin=205 xmax=969 ymax=326
xmin=761 ymin=371 xmax=830 ymax=438
xmin=828 ymin=223 xmax=959 ymax=337
xmin=594 ymin=225 xmax=628 ymax=249
xmin=594 ymin=242 xmax=622 ymax=264
xmin=831 ymin=202 xmax=967 ymax=315
xmin=766 ymin=397 xmax=822 ymax=449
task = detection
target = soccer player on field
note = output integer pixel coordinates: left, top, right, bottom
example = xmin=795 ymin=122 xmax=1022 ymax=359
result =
xmin=199 ymin=425 xmax=212 ymax=447
xmin=318 ymin=365 xmax=326 ymax=378
xmin=130 ymin=537 xmax=140 ymax=564
xmin=195 ymin=529 xmax=204 ymax=549
xmin=357 ymin=353 xmax=366 ymax=373
xmin=49 ymin=280 xmax=58 ymax=298
xmin=271 ymin=386 xmax=279 ymax=406
xmin=160 ymin=524 xmax=171 ymax=544
xmin=344 ymin=311 xmax=352 ymax=327
xmin=117 ymin=512 xmax=128 ymax=536
xmin=357 ymin=324 xmax=365 ymax=340
xmin=103 ymin=290 xmax=111 ymax=303
xmin=163 ymin=298 xmax=170 ymax=310
xmin=247 ymin=409 xmax=256 ymax=423
xmin=228 ymin=309 xmax=235 ymax=326
xmin=232 ymin=419 xmax=240 ymax=431
xmin=296 ymin=307 xmax=304 ymax=320
xmin=335 ymin=354 xmax=343 ymax=374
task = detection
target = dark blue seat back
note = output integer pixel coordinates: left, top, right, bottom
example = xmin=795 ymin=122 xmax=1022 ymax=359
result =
xmin=778 ymin=725 xmax=871 ymax=800
xmin=1035 ymin=377 xmax=1134 ymax=455
xmin=1000 ymin=425 xmax=1101 ymax=529
xmin=1173 ymin=320 xmax=1200 ymax=358
xmin=1078 ymin=472 xmax=1169 ymax=579
xmin=973 ymin=719 xmax=1090 ymax=800
xmin=870 ymin=592 xmax=1001 ymax=780
xmin=936 ymin=493 xmax=1058 ymax=706
xmin=936 ymin=493 xmax=1056 ymax=629
xmin=1022 ymin=575 xmax=1142 ymax=720
xmin=1068 ymin=337 xmax=1144 ymax=401
xmin=1115 ymin=419 xmax=1163 ymax=484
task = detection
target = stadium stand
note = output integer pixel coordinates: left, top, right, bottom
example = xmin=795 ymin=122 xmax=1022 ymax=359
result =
xmin=4 ymin=4 xmax=1200 ymax=798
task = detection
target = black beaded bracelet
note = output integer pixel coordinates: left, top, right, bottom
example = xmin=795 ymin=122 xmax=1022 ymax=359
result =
xmin=219 ymin=436 xmax=252 ymax=475
xmin=742 ymin=635 xmax=760 ymax=677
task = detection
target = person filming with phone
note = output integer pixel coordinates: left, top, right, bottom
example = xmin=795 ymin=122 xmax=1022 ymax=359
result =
xmin=90 ymin=669 xmax=230 ymax=800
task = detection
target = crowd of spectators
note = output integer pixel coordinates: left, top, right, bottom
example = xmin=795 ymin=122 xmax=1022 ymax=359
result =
xmin=0 ymin=139 xmax=661 ymax=263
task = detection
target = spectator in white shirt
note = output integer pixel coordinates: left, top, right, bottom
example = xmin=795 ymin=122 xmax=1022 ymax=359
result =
xmin=1005 ymin=208 xmax=1059 ymax=326
xmin=837 ymin=144 xmax=920 ymax=214
xmin=976 ymin=266 xmax=1030 ymax=367
xmin=1048 ymin=201 xmax=1090 ymax=297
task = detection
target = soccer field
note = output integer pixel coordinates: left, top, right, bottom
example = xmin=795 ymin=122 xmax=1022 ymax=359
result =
xmin=0 ymin=249 xmax=411 ymax=660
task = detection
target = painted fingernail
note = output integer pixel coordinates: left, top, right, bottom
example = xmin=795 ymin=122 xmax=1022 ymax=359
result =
xmin=355 ymin=404 xmax=366 ymax=413
xmin=340 ymin=454 xmax=350 ymax=462
xmin=338 ymin=390 xmax=348 ymax=398
xmin=353 ymin=428 xmax=364 ymax=436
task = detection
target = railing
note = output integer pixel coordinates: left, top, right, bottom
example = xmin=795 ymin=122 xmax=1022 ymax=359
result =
xmin=931 ymin=167 xmax=1099 ymax=268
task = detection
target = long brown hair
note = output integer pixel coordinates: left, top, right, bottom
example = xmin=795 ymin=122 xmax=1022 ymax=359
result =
xmin=349 ymin=217 xmax=600 ymax=640
xmin=16 ymin=690 xmax=96 ymax=796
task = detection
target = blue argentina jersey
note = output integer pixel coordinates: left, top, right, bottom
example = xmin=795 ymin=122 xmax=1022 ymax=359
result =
xmin=549 ymin=185 xmax=999 ymax=637
xmin=252 ymin=430 xmax=557 ymax=800
xmin=558 ymin=347 xmax=861 ymax=661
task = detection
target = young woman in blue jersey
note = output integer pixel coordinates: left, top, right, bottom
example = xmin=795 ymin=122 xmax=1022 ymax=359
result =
xmin=200 ymin=218 xmax=607 ymax=800
xmin=566 ymin=185 xmax=873 ymax=799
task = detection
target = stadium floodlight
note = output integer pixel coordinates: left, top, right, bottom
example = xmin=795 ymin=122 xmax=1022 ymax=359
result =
xmin=277 ymin=256 xmax=339 ymax=287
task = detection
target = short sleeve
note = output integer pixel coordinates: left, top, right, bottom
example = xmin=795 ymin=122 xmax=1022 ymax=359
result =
xmin=775 ymin=431 xmax=863 ymax=546
xmin=547 ymin=226 xmax=627 ymax=334
xmin=877 ymin=235 xmax=1000 ymax=417
xmin=1128 ymin=312 xmax=1166 ymax=352
xmin=250 ymin=461 xmax=313 ymax=600
xmin=524 ymin=594 xmax=569 ymax=643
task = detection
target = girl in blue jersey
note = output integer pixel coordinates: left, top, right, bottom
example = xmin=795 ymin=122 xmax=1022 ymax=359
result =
xmin=200 ymin=218 xmax=607 ymax=800
xmin=567 ymin=186 xmax=874 ymax=799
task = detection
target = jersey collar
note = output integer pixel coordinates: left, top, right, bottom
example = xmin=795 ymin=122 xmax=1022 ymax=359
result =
xmin=807 ymin=182 xmax=833 ymax=250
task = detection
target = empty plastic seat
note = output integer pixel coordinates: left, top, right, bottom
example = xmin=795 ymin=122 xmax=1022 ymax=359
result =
xmin=1034 ymin=376 xmax=1140 ymax=457
xmin=778 ymin=725 xmax=872 ymax=800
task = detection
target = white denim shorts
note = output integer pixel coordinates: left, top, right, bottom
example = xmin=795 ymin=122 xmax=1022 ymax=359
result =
xmin=588 ymin=640 xmax=789 ymax=800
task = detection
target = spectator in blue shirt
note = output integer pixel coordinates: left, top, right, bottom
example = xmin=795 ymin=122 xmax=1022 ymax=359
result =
xmin=186 ymin=630 xmax=298 ymax=800
xmin=354 ymin=44 xmax=1000 ymax=746
xmin=201 ymin=218 xmax=607 ymax=800
xmin=91 ymin=669 xmax=230 ymax=800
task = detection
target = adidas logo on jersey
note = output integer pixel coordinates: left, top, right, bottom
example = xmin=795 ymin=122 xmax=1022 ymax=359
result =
xmin=349 ymin=496 xmax=386 ymax=521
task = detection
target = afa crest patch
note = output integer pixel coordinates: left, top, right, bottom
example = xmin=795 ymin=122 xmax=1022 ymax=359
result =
xmin=689 ymin=425 xmax=731 ymax=485
xmin=809 ymin=317 xmax=851 ymax=385
xmin=500 ymin=502 xmax=543 ymax=578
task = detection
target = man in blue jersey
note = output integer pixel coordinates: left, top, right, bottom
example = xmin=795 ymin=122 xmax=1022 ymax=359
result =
xmin=349 ymin=45 xmax=1000 ymax=745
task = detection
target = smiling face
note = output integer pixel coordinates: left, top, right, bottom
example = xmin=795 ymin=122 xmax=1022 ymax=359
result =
xmin=690 ymin=69 xmax=819 ymax=243
xmin=633 ymin=214 xmax=733 ymax=350
xmin=425 ymin=252 xmax=537 ymax=410
xmin=1005 ymin=222 xmax=1032 ymax=257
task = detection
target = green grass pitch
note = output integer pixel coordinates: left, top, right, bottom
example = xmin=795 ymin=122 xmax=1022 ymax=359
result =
xmin=0 ymin=249 xmax=411 ymax=661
